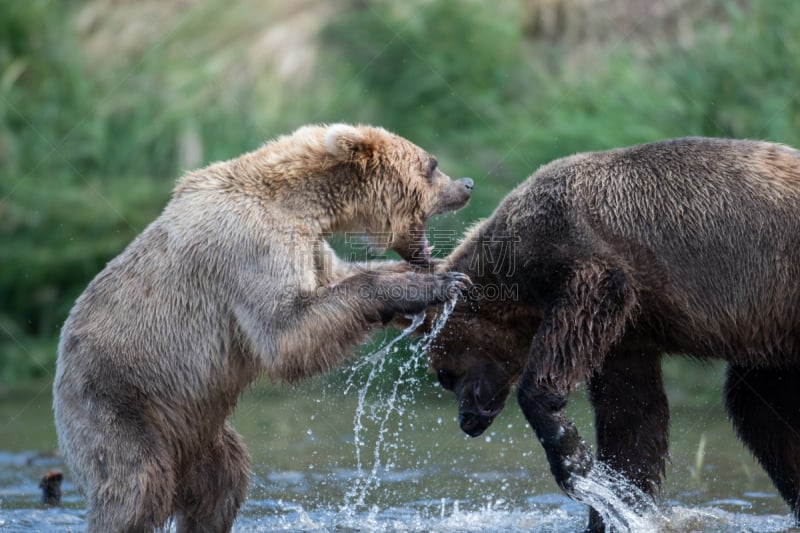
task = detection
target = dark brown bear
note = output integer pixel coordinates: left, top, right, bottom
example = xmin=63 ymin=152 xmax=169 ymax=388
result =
xmin=425 ymin=137 xmax=800 ymax=532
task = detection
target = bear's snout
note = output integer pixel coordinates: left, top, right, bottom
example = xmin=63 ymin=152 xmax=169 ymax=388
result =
xmin=431 ymin=176 xmax=473 ymax=216
xmin=474 ymin=380 xmax=506 ymax=418
xmin=459 ymin=411 xmax=494 ymax=437
xmin=458 ymin=376 xmax=505 ymax=437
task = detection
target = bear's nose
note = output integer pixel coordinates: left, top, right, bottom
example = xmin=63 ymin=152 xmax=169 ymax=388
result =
xmin=459 ymin=177 xmax=474 ymax=191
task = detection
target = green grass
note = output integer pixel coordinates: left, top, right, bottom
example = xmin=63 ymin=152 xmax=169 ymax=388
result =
xmin=2 ymin=0 xmax=800 ymax=388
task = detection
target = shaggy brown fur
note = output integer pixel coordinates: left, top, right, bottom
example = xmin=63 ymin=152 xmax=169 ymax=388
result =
xmin=425 ymin=137 xmax=800 ymax=532
xmin=54 ymin=123 xmax=472 ymax=532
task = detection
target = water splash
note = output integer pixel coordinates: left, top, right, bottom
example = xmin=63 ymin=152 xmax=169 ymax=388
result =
xmin=343 ymin=310 xmax=425 ymax=508
xmin=571 ymin=461 xmax=662 ymax=532
xmin=343 ymin=297 xmax=458 ymax=511
xmin=416 ymin=295 xmax=458 ymax=353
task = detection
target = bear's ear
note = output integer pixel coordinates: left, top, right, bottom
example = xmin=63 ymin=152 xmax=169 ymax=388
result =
xmin=325 ymin=124 xmax=378 ymax=161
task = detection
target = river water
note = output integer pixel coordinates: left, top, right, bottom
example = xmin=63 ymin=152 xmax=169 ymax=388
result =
xmin=0 ymin=340 xmax=794 ymax=532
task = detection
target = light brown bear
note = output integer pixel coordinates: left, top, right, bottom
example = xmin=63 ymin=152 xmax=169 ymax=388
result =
xmin=53 ymin=124 xmax=473 ymax=532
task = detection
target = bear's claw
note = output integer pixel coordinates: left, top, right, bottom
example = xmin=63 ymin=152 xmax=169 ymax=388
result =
xmin=439 ymin=271 xmax=472 ymax=300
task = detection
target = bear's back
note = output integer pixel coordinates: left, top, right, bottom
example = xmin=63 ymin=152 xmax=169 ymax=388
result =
xmin=509 ymin=138 xmax=800 ymax=359
xmin=55 ymin=191 xmax=265 ymax=433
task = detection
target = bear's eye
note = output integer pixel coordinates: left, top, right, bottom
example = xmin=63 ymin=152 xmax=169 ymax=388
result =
xmin=427 ymin=158 xmax=438 ymax=181
xmin=436 ymin=368 xmax=457 ymax=391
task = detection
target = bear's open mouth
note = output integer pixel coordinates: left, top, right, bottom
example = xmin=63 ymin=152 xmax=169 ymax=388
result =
xmin=404 ymin=224 xmax=433 ymax=267
xmin=414 ymin=231 xmax=433 ymax=265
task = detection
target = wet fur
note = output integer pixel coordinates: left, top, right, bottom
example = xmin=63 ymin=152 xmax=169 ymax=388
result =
xmin=428 ymin=137 xmax=800 ymax=531
xmin=54 ymin=124 xmax=471 ymax=532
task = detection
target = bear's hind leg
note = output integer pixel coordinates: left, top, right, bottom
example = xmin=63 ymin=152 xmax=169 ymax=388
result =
xmin=85 ymin=438 xmax=176 ymax=533
xmin=175 ymin=423 xmax=250 ymax=533
xmin=586 ymin=348 xmax=669 ymax=532
xmin=724 ymin=364 xmax=800 ymax=521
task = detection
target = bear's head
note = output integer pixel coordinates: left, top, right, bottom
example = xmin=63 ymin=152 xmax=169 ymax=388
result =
xmin=427 ymin=296 xmax=534 ymax=437
xmin=323 ymin=124 xmax=474 ymax=266
xmin=409 ymin=222 xmax=538 ymax=437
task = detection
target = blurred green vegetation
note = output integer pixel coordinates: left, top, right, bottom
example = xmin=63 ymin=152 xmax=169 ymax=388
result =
xmin=2 ymin=0 xmax=799 ymax=388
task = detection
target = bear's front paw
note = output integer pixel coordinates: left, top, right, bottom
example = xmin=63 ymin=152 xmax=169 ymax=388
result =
xmin=546 ymin=423 xmax=594 ymax=494
xmin=374 ymin=271 xmax=470 ymax=322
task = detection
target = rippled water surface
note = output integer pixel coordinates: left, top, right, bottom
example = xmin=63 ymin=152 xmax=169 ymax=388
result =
xmin=0 ymin=336 xmax=794 ymax=532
